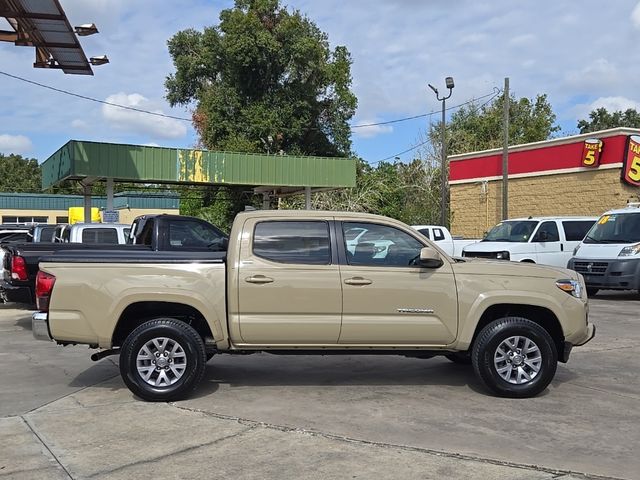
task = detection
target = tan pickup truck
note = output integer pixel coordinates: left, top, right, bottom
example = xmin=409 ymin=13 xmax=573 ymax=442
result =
xmin=32 ymin=210 xmax=595 ymax=401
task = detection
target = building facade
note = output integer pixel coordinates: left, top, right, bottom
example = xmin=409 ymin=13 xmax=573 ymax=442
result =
xmin=449 ymin=128 xmax=640 ymax=238
xmin=0 ymin=192 xmax=180 ymax=225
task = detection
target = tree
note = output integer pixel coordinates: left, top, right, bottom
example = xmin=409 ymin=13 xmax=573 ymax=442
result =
xmin=429 ymin=93 xmax=559 ymax=156
xmin=165 ymin=0 xmax=357 ymax=156
xmin=165 ymin=0 xmax=357 ymax=226
xmin=0 ymin=154 xmax=41 ymax=193
xmin=577 ymin=107 xmax=640 ymax=133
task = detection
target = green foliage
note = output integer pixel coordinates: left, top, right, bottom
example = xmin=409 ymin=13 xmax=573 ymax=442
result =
xmin=577 ymin=107 xmax=640 ymax=133
xmin=0 ymin=154 xmax=41 ymax=193
xmin=431 ymin=93 xmax=560 ymax=155
xmin=165 ymin=0 xmax=356 ymax=156
xmin=282 ymin=159 xmax=442 ymax=226
xmin=166 ymin=0 xmax=357 ymax=227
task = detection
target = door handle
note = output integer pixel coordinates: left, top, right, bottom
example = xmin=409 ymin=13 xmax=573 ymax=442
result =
xmin=245 ymin=275 xmax=274 ymax=284
xmin=344 ymin=277 xmax=372 ymax=286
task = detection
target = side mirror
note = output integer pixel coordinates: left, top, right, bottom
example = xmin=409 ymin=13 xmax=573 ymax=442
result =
xmin=419 ymin=246 xmax=444 ymax=268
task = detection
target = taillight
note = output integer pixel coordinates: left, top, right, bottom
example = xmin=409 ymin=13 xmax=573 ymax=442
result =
xmin=35 ymin=271 xmax=56 ymax=312
xmin=11 ymin=256 xmax=28 ymax=281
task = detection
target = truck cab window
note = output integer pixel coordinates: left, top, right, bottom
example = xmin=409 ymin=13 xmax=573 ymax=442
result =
xmin=433 ymin=228 xmax=445 ymax=241
xmin=343 ymin=222 xmax=424 ymax=267
xmin=253 ymin=221 xmax=330 ymax=264
xmin=169 ymin=220 xmax=227 ymax=250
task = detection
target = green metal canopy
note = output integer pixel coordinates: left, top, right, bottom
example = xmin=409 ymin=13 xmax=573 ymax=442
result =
xmin=42 ymin=140 xmax=356 ymax=192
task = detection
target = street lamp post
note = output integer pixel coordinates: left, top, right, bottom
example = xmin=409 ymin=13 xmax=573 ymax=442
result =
xmin=428 ymin=77 xmax=455 ymax=227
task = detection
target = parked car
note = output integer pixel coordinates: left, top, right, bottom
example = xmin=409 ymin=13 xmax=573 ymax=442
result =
xmin=567 ymin=203 xmax=640 ymax=296
xmin=411 ymin=225 xmax=479 ymax=256
xmin=0 ymin=225 xmax=31 ymax=303
xmin=32 ymin=210 xmax=594 ymax=401
xmin=1 ymin=215 xmax=226 ymax=305
xmin=28 ymin=224 xmax=58 ymax=243
xmin=462 ymin=217 xmax=597 ymax=267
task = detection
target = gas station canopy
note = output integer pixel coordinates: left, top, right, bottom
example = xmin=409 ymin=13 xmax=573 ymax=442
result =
xmin=42 ymin=140 xmax=356 ymax=195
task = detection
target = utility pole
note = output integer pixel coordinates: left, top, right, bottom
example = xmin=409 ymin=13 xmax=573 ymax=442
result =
xmin=502 ymin=77 xmax=510 ymax=220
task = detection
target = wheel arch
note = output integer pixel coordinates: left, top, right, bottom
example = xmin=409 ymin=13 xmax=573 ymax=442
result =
xmin=467 ymin=304 xmax=565 ymax=362
xmin=112 ymin=302 xmax=215 ymax=348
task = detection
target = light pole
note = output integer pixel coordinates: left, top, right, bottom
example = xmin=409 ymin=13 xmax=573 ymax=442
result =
xmin=428 ymin=77 xmax=454 ymax=227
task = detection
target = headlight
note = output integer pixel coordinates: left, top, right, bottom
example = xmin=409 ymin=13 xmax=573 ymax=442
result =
xmin=495 ymin=251 xmax=510 ymax=260
xmin=573 ymin=244 xmax=581 ymax=256
xmin=556 ymin=279 xmax=583 ymax=298
xmin=618 ymin=243 xmax=640 ymax=257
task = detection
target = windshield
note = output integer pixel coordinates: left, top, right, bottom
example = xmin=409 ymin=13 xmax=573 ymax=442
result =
xmin=583 ymin=213 xmax=640 ymax=244
xmin=483 ymin=220 xmax=539 ymax=242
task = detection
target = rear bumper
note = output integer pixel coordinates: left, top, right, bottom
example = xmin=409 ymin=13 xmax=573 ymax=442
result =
xmin=568 ymin=257 xmax=640 ymax=290
xmin=32 ymin=312 xmax=52 ymax=341
xmin=0 ymin=279 xmax=33 ymax=304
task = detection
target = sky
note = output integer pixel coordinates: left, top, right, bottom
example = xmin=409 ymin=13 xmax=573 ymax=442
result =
xmin=1 ymin=0 xmax=640 ymax=164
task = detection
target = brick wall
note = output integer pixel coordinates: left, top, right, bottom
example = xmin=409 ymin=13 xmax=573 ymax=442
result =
xmin=450 ymin=168 xmax=640 ymax=238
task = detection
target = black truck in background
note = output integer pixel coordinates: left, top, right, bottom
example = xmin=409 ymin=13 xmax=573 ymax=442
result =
xmin=1 ymin=215 xmax=227 ymax=305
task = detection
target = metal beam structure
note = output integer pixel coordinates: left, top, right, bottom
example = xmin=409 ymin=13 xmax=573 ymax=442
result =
xmin=0 ymin=0 xmax=94 ymax=74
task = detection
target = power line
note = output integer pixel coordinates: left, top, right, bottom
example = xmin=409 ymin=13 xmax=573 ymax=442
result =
xmin=368 ymin=88 xmax=503 ymax=165
xmin=350 ymin=89 xmax=499 ymax=129
xmin=0 ymin=71 xmax=191 ymax=122
xmin=1 ymin=70 xmax=500 ymax=132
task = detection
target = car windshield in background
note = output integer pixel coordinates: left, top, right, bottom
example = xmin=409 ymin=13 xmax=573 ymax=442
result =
xmin=483 ymin=221 xmax=539 ymax=242
xmin=583 ymin=213 xmax=640 ymax=244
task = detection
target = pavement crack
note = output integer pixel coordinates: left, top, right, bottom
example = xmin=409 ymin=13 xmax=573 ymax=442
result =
xmin=167 ymin=403 xmax=623 ymax=480
xmin=565 ymin=382 xmax=640 ymax=401
xmin=20 ymin=416 xmax=74 ymax=480
xmin=87 ymin=426 xmax=255 ymax=478
xmin=23 ymin=372 xmax=121 ymax=415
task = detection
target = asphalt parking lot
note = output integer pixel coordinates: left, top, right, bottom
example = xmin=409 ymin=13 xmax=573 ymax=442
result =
xmin=1 ymin=293 xmax=639 ymax=480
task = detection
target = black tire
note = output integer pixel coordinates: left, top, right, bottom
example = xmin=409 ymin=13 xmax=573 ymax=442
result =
xmin=445 ymin=351 xmax=472 ymax=364
xmin=471 ymin=317 xmax=557 ymax=398
xmin=586 ymin=288 xmax=599 ymax=297
xmin=120 ymin=318 xmax=206 ymax=402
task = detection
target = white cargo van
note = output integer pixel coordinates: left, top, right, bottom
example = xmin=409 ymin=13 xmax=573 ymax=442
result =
xmin=462 ymin=217 xmax=597 ymax=267
xmin=567 ymin=203 xmax=640 ymax=295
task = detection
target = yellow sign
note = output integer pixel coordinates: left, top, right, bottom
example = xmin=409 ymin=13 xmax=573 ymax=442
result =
xmin=68 ymin=207 xmax=101 ymax=224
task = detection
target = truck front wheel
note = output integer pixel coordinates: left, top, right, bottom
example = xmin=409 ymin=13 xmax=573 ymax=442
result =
xmin=471 ymin=317 xmax=557 ymax=398
xmin=120 ymin=318 xmax=207 ymax=402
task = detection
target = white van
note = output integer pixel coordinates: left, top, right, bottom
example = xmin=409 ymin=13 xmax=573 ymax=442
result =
xmin=567 ymin=203 xmax=640 ymax=295
xmin=462 ymin=216 xmax=597 ymax=267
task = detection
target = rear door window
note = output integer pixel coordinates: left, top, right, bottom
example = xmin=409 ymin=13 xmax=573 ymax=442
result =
xmin=253 ymin=221 xmax=330 ymax=265
xmin=562 ymin=220 xmax=596 ymax=241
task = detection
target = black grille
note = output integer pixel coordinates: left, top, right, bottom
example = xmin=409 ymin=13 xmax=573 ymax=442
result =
xmin=463 ymin=251 xmax=499 ymax=259
xmin=573 ymin=261 xmax=608 ymax=275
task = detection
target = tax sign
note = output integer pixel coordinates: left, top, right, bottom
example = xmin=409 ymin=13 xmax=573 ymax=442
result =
xmin=581 ymin=138 xmax=603 ymax=167
xmin=622 ymin=135 xmax=640 ymax=187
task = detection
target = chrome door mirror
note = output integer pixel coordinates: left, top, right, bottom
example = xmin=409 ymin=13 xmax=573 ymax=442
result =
xmin=419 ymin=246 xmax=444 ymax=268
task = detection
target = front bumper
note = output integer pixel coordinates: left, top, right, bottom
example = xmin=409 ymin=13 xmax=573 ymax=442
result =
xmin=0 ymin=279 xmax=33 ymax=304
xmin=32 ymin=312 xmax=52 ymax=341
xmin=562 ymin=323 xmax=596 ymax=362
xmin=568 ymin=257 xmax=640 ymax=290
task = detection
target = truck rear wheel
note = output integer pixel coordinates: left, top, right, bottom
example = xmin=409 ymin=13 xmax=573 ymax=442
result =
xmin=119 ymin=318 xmax=206 ymax=402
xmin=471 ymin=317 xmax=557 ymax=398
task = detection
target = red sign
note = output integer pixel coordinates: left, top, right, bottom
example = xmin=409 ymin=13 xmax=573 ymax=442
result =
xmin=622 ymin=135 xmax=640 ymax=187
xmin=581 ymin=138 xmax=603 ymax=167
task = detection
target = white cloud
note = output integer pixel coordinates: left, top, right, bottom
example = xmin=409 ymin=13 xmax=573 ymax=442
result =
xmin=352 ymin=120 xmax=393 ymax=139
xmin=101 ymin=93 xmax=188 ymax=140
xmin=565 ymin=58 xmax=620 ymax=89
xmin=0 ymin=134 xmax=32 ymax=154
xmin=509 ymin=34 xmax=535 ymax=46
xmin=632 ymin=2 xmax=640 ymax=28
xmin=573 ymin=96 xmax=640 ymax=119
xmin=71 ymin=119 xmax=88 ymax=130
